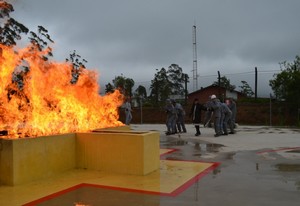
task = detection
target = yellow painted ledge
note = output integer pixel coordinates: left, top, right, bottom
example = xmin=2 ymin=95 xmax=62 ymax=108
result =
xmin=0 ymin=129 xmax=160 ymax=186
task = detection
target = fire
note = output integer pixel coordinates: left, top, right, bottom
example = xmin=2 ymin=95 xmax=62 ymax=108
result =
xmin=0 ymin=45 xmax=124 ymax=138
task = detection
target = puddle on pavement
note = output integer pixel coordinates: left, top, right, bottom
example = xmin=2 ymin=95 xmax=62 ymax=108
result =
xmin=193 ymin=143 xmax=224 ymax=154
xmin=274 ymin=163 xmax=300 ymax=172
xmin=160 ymin=136 xmax=224 ymax=158
xmin=286 ymin=149 xmax=300 ymax=153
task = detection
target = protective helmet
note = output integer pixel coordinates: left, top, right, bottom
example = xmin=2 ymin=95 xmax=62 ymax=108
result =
xmin=211 ymin=94 xmax=217 ymax=99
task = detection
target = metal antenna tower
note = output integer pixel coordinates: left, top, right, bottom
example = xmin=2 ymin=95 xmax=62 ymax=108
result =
xmin=192 ymin=25 xmax=198 ymax=91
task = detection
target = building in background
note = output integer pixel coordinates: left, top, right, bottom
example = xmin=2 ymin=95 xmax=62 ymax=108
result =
xmin=188 ymin=85 xmax=245 ymax=104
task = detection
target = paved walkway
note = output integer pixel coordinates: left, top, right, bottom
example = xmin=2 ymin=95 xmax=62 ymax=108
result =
xmin=132 ymin=124 xmax=300 ymax=156
xmin=0 ymin=124 xmax=299 ymax=206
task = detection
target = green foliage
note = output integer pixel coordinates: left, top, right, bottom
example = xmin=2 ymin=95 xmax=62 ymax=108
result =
xmin=0 ymin=1 xmax=29 ymax=46
xmin=104 ymin=83 xmax=114 ymax=94
xmin=213 ymin=75 xmax=236 ymax=91
xmin=66 ymin=50 xmax=87 ymax=84
xmin=29 ymin=26 xmax=54 ymax=62
xmin=167 ymin=64 xmax=187 ymax=95
xmin=149 ymin=68 xmax=170 ymax=106
xmin=110 ymin=75 xmax=135 ymax=97
xmin=149 ymin=64 xmax=188 ymax=106
xmin=133 ymin=85 xmax=147 ymax=107
xmin=269 ymin=55 xmax=300 ymax=108
xmin=239 ymin=80 xmax=254 ymax=97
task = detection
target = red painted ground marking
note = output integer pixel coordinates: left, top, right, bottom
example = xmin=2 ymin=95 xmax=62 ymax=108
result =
xmin=160 ymin=148 xmax=178 ymax=157
xmin=22 ymin=160 xmax=220 ymax=205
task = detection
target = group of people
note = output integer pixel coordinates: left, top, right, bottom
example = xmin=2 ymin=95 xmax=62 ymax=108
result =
xmin=201 ymin=94 xmax=236 ymax=137
xmin=165 ymin=95 xmax=236 ymax=137
xmin=165 ymin=99 xmax=187 ymax=135
xmin=125 ymin=95 xmax=236 ymax=137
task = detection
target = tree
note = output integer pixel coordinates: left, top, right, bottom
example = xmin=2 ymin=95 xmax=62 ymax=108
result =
xmin=134 ymin=85 xmax=147 ymax=107
xmin=111 ymin=75 xmax=135 ymax=97
xmin=213 ymin=75 xmax=236 ymax=91
xmin=149 ymin=65 xmax=189 ymax=106
xmin=149 ymin=68 xmax=171 ymax=106
xmin=28 ymin=26 xmax=54 ymax=61
xmin=269 ymin=55 xmax=300 ymax=108
xmin=66 ymin=50 xmax=87 ymax=84
xmin=104 ymin=82 xmax=114 ymax=94
xmin=124 ymin=78 xmax=134 ymax=97
xmin=239 ymin=80 xmax=254 ymax=97
xmin=0 ymin=1 xmax=29 ymax=46
xmin=167 ymin=64 xmax=188 ymax=96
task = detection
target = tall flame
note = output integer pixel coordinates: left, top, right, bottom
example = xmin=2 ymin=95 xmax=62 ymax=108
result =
xmin=0 ymin=45 xmax=124 ymax=138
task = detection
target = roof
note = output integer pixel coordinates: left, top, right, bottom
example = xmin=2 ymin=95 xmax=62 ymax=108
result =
xmin=188 ymin=84 xmax=243 ymax=96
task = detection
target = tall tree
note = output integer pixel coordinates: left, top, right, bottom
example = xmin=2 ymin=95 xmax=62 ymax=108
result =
xmin=167 ymin=64 xmax=187 ymax=96
xmin=213 ymin=75 xmax=236 ymax=91
xmin=66 ymin=50 xmax=87 ymax=84
xmin=134 ymin=85 xmax=147 ymax=107
xmin=124 ymin=78 xmax=134 ymax=97
xmin=149 ymin=68 xmax=171 ymax=106
xmin=239 ymin=80 xmax=254 ymax=97
xmin=28 ymin=26 xmax=54 ymax=61
xmin=112 ymin=75 xmax=134 ymax=97
xmin=104 ymin=82 xmax=114 ymax=94
xmin=0 ymin=1 xmax=29 ymax=46
xmin=269 ymin=55 xmax=300 ymax=108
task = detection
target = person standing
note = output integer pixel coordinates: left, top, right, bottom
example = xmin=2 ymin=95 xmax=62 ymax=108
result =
xmin=209 ymin=95 xmax=222 ymax=137
xmin=226 ymin=98 xmax=237 ymax=133
xmin=165 ymin=99 xmax=177 ymax=135
xmin=173 ymin=100 xmax=187 ymax=133
xmin=204 ymin=96 xmax=213 ymax=127
xmin=124 ymin=97 xmax=132 ymax=125
xmin=189 ymin=98 xmax=206 ymax=136
xmin=220 ymin=102 xmax=232 ymax=135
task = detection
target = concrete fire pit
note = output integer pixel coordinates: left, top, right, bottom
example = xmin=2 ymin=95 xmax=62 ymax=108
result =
xmin=0 ymin=128 xmax=159 ymax=186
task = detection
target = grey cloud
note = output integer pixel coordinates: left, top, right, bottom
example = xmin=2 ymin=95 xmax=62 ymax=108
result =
xmin=9 ymin=0 xmax=300 ymax=96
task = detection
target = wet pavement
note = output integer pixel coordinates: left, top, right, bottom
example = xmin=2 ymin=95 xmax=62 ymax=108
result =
xmin=131 ymin=124 xmax=300 ymax=206
xmin=1 ymin=124 xmax=300 ymax=205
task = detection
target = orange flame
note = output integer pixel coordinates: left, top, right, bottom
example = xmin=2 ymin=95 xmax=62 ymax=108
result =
xmin=0 ymin=45 xmax=124 ymax=138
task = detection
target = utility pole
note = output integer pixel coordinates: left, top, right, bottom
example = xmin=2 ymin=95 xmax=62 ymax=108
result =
xmin=255 ymin=67 xmax=258 ymax=100
xmin=184 ymin=74 xmax=188 ymax=105
xmin=218 ymin=71 xmax=221 ymax=98
xmin=192 ymin=25 xmax=198 ymax=91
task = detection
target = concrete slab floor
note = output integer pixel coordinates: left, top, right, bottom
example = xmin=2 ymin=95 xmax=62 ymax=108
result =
xmin=0 ymin=124 xmax=300 ymax=206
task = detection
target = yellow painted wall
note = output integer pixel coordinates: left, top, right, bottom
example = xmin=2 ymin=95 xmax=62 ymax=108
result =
xmin=0 ymin=134 xmax=76 ymax=185
xmin=0 ymin=129 xmax=159 ymax=185
xmin=0 ymin=139 xmax=13 ymax=185
xmin=76 ymin=131 xmax=160 ymax=175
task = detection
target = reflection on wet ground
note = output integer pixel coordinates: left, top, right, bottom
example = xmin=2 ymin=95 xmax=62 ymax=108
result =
xmin=241 ymin=126 xmax=300 ymax=134
xmin=160 ymin=136 xmax=225 ymax=160
xmin=4 ymin=125 xmax=299 ymax=206
xmin=157 ymin=134 xmax=300 ymax=205
xmin=275 ymin=163 xmax=300 ymax=172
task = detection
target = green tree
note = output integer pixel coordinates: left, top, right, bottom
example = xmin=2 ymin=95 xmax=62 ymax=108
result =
xmin=269 ymin=55 xmax=300 ymax=108
xmin=239 ymin=80 xmax=254 ymax=97
xmin=112 ymin=75 xmax=135 ymax=97
xmin=104 ymin=82 xmax=114 ymax=94
xmin=134 ymin=85 xmax=147 ymax=107
xmin=124 ymin=78 xmax=134 ymax=97
xmin=0 ymin=1 xmax=29 ymax=46
xmin=149 ymin=68 xmax=171 ymax=106
xmin=66 ymin=50 xmax=87 ymax=84
xmin=149 ymin=65 xmax=189 ymax=106
xmin=213 ymin=75 xmax=236 ymax=91
xmin=167 ymin=64 xmax=188 ymax=96
xmin=28 ymin=26 xmax=54 ymax=61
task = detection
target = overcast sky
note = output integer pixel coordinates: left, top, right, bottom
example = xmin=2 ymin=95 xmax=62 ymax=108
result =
xmin=9 ymin=0 xmax=300 ymax=97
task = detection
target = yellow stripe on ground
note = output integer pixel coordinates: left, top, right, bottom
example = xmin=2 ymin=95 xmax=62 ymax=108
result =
xmin=83 ymin=159 xmax=214 ymax=194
